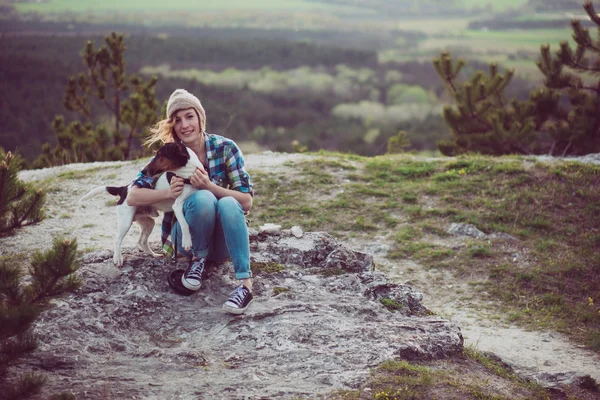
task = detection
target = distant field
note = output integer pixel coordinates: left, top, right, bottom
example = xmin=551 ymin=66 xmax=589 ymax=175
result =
xmin=13 ymin=0 xmax=348 ymax=13
xmin=380 ymin=27 xmax=575 ymax=80
xmin=460 ymin=0 xmax=527 ymax=11
xmin=419 ymin=29 xmax=575 ymax=54
xmin=14 ymin=0 xmax=532 ymax=13
xmin=513 ymin=12 xmax=569 ymax=21
xmin=463 ymin=29 xmax=575 ymax=46
xmin=396 ymin=18 xmax=471 ymax=35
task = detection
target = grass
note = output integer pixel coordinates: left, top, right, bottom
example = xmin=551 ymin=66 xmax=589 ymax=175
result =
xmin=380 ymin=298 xmax=403 ymax=312
xmin=273 ymin=287 xmax=290 ymax=296
xmin=327 ymin=352 xmax=550 ymax=400
xmin=250 ymin=153 xmax=600 ymax=352
xmin=250 ymin=261 xmax=285 ymax=275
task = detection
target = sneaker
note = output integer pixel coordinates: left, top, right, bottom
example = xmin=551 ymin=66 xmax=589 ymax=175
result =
xmin=181 ymin=257 xmax=205 ymax=291
xmin=222 ymin=285 xmax=253 ymax=314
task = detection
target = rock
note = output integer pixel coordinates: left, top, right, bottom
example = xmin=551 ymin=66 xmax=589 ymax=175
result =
xmin=290 ymin=225 xmax=303 ymax=238
xmin=447 ymin=223 xmax=486 ymax=238
xmin=488 ymin=232 xmax=518 ymax=241
xmin=30 ymin=230 xmax=463 ymax=399
xmin=534 ymin=371 xmax=599 ymax=390
xmin=259 ymin=223 xmax=282 ymax=233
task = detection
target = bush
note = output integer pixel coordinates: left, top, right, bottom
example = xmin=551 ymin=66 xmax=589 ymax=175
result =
xmin=0 ymin=238 xmax=81 ymax=399
xmin=0 ymin=149 xmax=45 ymax=236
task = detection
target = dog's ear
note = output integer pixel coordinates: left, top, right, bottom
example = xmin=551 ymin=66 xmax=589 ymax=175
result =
xmin=174 ymin=142 xmax=191 ymax=165
xmin=176 ymin=142 xmax=190 ymax=157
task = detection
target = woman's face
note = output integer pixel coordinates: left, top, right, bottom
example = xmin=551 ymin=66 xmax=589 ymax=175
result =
xmin=173 ymin=108 xmax=201 ymax=144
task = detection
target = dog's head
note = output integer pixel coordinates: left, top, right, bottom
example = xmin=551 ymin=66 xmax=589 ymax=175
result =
xmin=142 ymin=142 xmax=190 ymax=177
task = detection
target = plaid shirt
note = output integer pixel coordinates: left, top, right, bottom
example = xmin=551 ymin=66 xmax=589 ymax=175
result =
xmin=132 ymin=133 xmax=253 ymax=257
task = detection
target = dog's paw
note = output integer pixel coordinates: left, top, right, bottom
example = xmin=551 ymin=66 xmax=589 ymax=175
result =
xmin=182 ymin=236 xmax=193 ymax=251
xmin=113 ymin=253 xmax=124 ymax=266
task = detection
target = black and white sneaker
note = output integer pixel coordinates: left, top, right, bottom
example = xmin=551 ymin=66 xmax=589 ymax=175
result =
xmin=222 ymin=285 xmax=253 ymax=314
xmin=181 ymin=257 xmax=205 ymax=291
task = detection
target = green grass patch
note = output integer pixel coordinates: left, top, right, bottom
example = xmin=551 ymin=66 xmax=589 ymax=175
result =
xmin=395 ymin=225 xmax=420 ymax=242
xmin=466 ymin=243 xmax=492 ymax=258
xmin=329 ymin=355 xmax=550 ymax=400
xmin=380 ymin=298 xmax=403 ymax=312
xmin=273 ymin=287 xmax=290 ymax=296
xmin=250 ymin=261 xmax=285 ymax=275
xmin=389 ymin=241 xmax=453 ymax=262
xmin=463 ymin=345 xmax=519 ymax=381
xmin=588 ymin=329 xmax=600 ymax=353
xmin=401 ymin=192 xmax=418 ymax=204
xmin=315 ymin=267 xmax=347 ymax=277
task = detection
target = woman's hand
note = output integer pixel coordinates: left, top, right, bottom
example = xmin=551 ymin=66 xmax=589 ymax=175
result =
xmin=190 ymin=166 xmax=211 ymax=190
xmin=169 ymin=176 xmax=184 ymax=199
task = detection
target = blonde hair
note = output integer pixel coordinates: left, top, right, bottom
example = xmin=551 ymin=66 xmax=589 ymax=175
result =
xmin=144 ymin=108 xmax=206 ymax=148
xmin=145 ymin=117 xmax=176 ymax=147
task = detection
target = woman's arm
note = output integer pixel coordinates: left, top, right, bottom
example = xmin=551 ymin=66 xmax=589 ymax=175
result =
xmin=208 ymin=184 xmax=253 ymax=212
xmin=126 ymin=183 xmax=181 ymax=207
xmin=188 ymin=167 xmax=253 ymax=212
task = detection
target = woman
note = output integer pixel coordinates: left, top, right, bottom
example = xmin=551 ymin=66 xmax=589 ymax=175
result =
xmin=127 ymin=89 xmax=254 ymax=314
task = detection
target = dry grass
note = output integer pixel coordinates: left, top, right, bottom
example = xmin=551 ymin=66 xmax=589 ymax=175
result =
xmin=251 ymin=153 xmax=600 ymax=352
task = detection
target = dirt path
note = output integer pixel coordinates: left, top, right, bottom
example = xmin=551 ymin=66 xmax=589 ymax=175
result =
xmin=6 ymin=151 xmax=600 ymax=387
xmin=348 ymin=238 xmax=600 ymax=384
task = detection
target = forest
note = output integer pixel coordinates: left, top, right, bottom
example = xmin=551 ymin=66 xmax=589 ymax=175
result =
xmin=1 ymin=28 xmax=454 ymax=162
xmin=0 ymin=0 xmax=594 ymax=164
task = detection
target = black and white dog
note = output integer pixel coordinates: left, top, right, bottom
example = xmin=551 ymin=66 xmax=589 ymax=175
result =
xmin=80 ymin=142 xmax=203 ymax=266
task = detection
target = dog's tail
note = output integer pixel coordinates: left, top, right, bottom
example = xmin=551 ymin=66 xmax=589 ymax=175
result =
xmin=79 ymin=185 xmax=129 ymax=205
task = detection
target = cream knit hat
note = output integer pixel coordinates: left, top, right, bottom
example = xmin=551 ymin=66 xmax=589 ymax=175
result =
xmin=166 ymin=89 xmax=206 ymax=132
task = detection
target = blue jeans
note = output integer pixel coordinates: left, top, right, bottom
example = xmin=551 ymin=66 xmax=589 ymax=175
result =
xmin=171 ymin=191 xmax=251 ymax=280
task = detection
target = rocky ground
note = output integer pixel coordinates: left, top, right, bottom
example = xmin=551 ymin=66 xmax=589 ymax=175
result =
xmin=3 ymin=151 xmax=600 ymax=399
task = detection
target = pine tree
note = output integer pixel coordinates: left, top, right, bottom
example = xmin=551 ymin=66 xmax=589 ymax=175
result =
xmin=0 ymin=149 xmax=45 ymax=236
xmin=386 ymin=130 xmax=411 ymax=154
xmin=434 ymin=1 xmax=600 ymax=157
xmin=0 ymin=237 xmax=81 ymax=400
xmin=432 ymin=52 xmax=560 ymax=156
xmin=536 ymin=0 xmax=600 ymax=156
xmin=35 ymin=32 xmax=159 ymax=167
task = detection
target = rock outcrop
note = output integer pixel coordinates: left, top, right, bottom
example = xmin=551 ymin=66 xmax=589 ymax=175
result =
xmin=29 ymin=230 xmax=463 ymax=399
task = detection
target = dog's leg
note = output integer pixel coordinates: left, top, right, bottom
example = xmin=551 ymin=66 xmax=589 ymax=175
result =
xmin=136 ymin=216 xmax=159 ymax=257
xmin=172 ymin=197 xmax=193 ymax=251
xmin=114 ymin=204 xmax=137 ymax=266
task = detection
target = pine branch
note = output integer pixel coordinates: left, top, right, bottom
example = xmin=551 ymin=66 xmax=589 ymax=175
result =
xmin=6 ymin=187 xmax=26 ymax=204
xmin=583 ymin=1 xmax=600 ymax=27
xmin=13 ymin=191 xmax=43 ymax=228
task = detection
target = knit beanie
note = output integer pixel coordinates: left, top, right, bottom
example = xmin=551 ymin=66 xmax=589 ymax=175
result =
xmin=166 ymin=89 xmax=206 ymax=132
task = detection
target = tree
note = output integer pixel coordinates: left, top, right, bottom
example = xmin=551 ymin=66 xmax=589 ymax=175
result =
xmin=535 ymin=0 xmax=600 ymax=156
xmin=0 ymin=149 xmax=45 ymax=236
xmin=0 ymin=237 xmax=81 ymax=399
xmin=386 ymin=130 xmax=411 ymax=154
xmin=433 ymin=52 xmax=559 ymax=156
xmin=35 ymin=33 xmax=159 ymax=167
xmin=433 ymin=1 xmax=600 ymax=157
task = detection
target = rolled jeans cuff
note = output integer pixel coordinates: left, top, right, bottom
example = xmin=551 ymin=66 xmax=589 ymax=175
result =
xmin=235 ymin=270 xmax=252 ymax=280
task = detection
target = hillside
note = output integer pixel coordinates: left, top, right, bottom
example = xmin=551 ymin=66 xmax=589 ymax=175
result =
xmin=4 ymin=0 xmax=594 ymax=164
xmin=2 ymin=151 xmax=600 ymax=399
